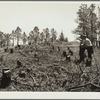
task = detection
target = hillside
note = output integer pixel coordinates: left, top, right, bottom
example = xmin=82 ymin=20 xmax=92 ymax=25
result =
xmin=0 ymin=41 xmax=99 ymax=91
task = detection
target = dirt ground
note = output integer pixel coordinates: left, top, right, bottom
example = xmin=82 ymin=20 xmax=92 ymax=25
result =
xmin=0 ymin=42 xmax=100 ymax=91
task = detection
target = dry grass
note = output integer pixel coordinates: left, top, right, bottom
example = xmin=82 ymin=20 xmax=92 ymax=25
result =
xmin=0 ymin=43 xmax=100 ymax=91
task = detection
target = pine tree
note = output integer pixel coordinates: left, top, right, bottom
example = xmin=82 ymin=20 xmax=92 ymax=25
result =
xmin=22 ymin=32 xmax=27 ymax=45
xmin=33 ymin=26 xmax=39 ymax=43
xmin=50 ymin=28 xmax=57 ymax=43
xmin=0 ymin=31 xmax=5 ymax=47
xmin=4 ymin=33 xmax=11 ymax=46
xmin=43 ymin=28 xmax=50 ymax=44
xmin=64 ymin=37 xmax=68 ymax=42
xmin=40 ymin=32 xmax=45 ymax=43
xmin=73 ymin=4 xmax=98 ymax=44
xmin=59 ymin=32 xmax=64 ymax=41
xmin=15 ymin=26 xmax=22 ymax=46
xmin=88 ymin=4 xmax=98 ymax=44
xmin=29 ymin=31 xmax=34 ymax=44
xmin=10 ymin=30 xmax=15 ymax=46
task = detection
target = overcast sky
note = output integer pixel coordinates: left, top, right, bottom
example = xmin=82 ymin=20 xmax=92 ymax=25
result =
xmin=0 ymin=1 xmax=99 ymax=41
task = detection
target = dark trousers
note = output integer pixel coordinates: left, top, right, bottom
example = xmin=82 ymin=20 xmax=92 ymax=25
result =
xmin=79 ymin=46 xmax=93 ymax=62
xmin=86 ymin=46 xmax=93 ymax=59
xmin=79 ymin=46 xmax=85 ymax=62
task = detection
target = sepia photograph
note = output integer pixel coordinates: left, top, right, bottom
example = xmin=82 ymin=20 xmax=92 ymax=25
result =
xmin=0 ymin=0 xmax=100 ymax=99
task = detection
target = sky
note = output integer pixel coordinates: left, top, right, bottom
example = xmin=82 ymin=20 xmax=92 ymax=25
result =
xmin=0 ymin=1 xmax=99 ymax=41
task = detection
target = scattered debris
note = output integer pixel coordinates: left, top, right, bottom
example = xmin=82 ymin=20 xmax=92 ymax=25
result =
xmin=19 ymin=71 xmax=26 ymax=78
xmin=0 ymin=42 xmax=99 ymax=91
xmin=66 ymin=55 xmax=70 ymax=61
xmin=17 ymin=59 xmax=22 ymax=68
xmin=10 ymin=48 xmax=14 ymax=53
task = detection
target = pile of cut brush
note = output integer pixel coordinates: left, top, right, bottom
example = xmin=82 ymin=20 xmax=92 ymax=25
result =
xmin=0 ymin=44 xmax=100 ymax=91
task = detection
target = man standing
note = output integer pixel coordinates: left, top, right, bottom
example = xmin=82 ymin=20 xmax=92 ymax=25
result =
xmin=83 ymin=36 xmax=93 ymax=59
xmin=79 ymin=34 xmax=93 ymax=63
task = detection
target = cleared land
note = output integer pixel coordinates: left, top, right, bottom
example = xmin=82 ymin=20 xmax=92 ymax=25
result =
xmin=0 ymin=41 xmax=100 ymax=91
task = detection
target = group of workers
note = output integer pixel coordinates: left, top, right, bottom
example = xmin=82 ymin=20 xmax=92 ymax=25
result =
xmin=63 ymin=34 xmax=93 ymax=64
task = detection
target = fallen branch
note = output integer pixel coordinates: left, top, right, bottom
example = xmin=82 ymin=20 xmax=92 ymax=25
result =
xmin=66 ymin=83 xmax=100 ymax=91
xmin=19 ymin=51 xmax=27 ymax=57
xmin=29 ymin=74 xmax=39 ymax=86
xmin=11 ymin=79 xmax=34 ymax=91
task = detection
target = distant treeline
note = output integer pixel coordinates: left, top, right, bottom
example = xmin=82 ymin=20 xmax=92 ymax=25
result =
xmin=0 ymin=26 xmax=68 ymax=47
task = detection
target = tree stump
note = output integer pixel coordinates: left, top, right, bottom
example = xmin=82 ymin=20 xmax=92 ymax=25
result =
xmin=27 ymin=68 xmax=31 ymax=73
xmin=4 ymin=48 xmax=7 ymax=52
xmin=1 ymin=68 xmax=11 ymax=88
xmin=10 ymin=48 xmax=13 ymax=53
xmin=18 ymin=45 xmax=21 ymax=49
xmin=66 ymin=55 xmax=70 ymax=61
xmin=62 ymin=51 xmax=66 ymax=57
xmin=19 ymin=71 xmax=25 ymax=78
xmin=17 ymin=60 xmax=22 ymax=68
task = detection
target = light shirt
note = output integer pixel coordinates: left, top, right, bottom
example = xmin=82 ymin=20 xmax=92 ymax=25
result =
xmin=84 ymin=38 xmax=92 ymax=46
xmin=80 ymin=38 xmax=92 ymax=47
